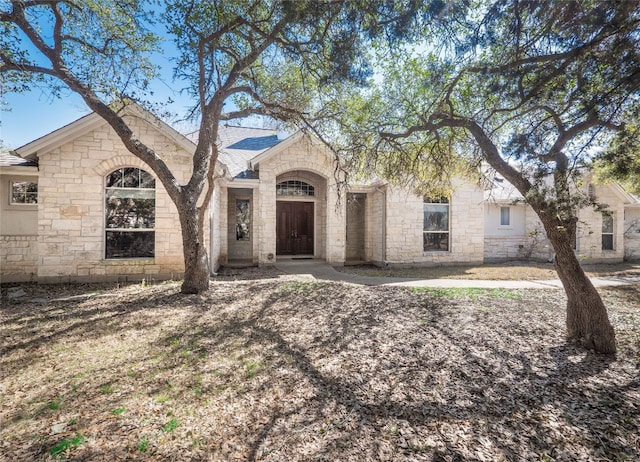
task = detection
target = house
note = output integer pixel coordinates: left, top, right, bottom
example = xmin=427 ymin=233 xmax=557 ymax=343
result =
xmin=1 ymin=105 xmax=638 ymax=283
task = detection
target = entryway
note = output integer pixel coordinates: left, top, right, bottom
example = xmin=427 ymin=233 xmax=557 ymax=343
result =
xmin=276 ymin=201 xmax=314 ymax=255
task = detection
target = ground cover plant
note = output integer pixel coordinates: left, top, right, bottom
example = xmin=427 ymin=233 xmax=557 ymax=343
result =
xmin=1 ymin=270 xmax=639 ymax=460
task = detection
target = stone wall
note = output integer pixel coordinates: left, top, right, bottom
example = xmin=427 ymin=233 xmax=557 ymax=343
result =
xmin=35 ymin=113 xmax=206 ymax=283
xmin=384 ymin=181 xmax=485 ymax=265
xmin=624 ymin=208 xmax=640 ymax=261
xmin=0 ymin=235 xmax=38 ymax=282
xmin=254 ymin=135 xmax=346 ymax=265
xmin=575 ymin=184 xmax=626 ymax=262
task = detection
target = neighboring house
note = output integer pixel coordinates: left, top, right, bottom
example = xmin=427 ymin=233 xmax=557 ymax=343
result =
xmin=1 ymin=105 xmax=638 ymax=283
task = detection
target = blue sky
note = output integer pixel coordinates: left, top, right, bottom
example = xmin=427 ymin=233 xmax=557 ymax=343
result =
xmin=0 ymin=9 xmax=202 ymax=151
xmin=1 ymin=52 xmax=196 ymax=150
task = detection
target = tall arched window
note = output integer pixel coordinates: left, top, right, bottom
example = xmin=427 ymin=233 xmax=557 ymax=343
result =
xmin=105 ymin=168 xmax=155 ymax=259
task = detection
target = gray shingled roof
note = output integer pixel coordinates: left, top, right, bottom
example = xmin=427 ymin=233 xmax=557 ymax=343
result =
xmin=0 ymin=151 xmax=37 ymax=167
xmin=185 ymin=125 xmax=282 ymax=179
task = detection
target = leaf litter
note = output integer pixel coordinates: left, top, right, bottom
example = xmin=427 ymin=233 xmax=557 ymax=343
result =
xmin=0 ymin=270 xmax=638 ymax=461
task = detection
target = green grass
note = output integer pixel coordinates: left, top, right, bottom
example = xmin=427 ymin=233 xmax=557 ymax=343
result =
xmin=138 ymin=436 xmax=149 ymax=452
xmin=48 ymin=397 xmax=64 ymax=411
xmin=244 ymin=359 xmax=263 ymax=379
xmin=99 ymin=383 xmax=115 ymax=394
xmin=412 ymin=287 xmax=524 ymax=299
xmin=161 ymin=418 xmax=180 ymax=433
xmin=111 ymin=406 xmax=125 ymax=415
xmin=50 ymin=435 xmax=85 ymax=457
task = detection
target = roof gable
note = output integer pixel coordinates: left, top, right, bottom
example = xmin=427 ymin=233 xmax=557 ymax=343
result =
xmin=15 ymin=103 xmax=196 ymax=160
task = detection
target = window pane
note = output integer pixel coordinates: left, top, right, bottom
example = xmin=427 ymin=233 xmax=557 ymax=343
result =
xmin=424 ymin=233 xmax=449 ymax=251
xmin=500 ymin=207 xmax=510 ymax=226
xmin=106 ymin=197 xmax=155 ymax=228
xmin=423 ymin=204 xmax=449 ymax=231
xmin=235 ymin=199 xmax=250 ymax=241
xmin=105 ymin=168 xmax=155 ymax=259
xmin=11 ymin=182 xmax=38 ymax=204
xmin=106 ymin=231 xmax=155 ymax=258
xmin=602 ymin=234 xmax=614 ymax=251
xmin=139 ymin=170 xmax=156 ymax=188
xmin=122 ymin=167 xmax=139 ymax=188
xmin=602 ymin=213 xmax=613 ymax=233
xmin=276 ymin=180 xmax=315 ymax=196
xmin=106 ymin=169 xmax=123 ymax=187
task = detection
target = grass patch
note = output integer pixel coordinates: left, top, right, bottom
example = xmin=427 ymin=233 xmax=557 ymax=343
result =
xmin=244 ymin=359 xmax=263 ymax=379
xmin=99 ymin=383 xmax=115 ymax=394
xmin=412 ymin=287 xmax=524 ymax=299
xmin=161 ymin=418 xmax=180 ymax=433
xmin=138 ymin=436 xmax=149 ymax=452
xmin=111 ymin=406 xmax=125 ymax=415
xmin=48 ymin=397 xmax=64 ymax=411
xmin=50 ymin=435 xmax=85 ymax=457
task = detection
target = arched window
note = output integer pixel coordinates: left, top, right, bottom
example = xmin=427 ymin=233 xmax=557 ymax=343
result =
xmin=276 ymin=180 xmax=315 ymax=196
xmin=105 ymin=168 xmax=155 ymax=259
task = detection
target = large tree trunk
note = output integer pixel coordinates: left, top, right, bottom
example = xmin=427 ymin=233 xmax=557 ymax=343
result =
xmin=178 ymin=204 xmax=210 ymax=294
xmin=542 ymin=218 xmax=616 ymax=354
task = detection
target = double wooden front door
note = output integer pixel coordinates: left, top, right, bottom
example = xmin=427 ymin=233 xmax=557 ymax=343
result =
xmin=276 ymin=201 xmax=314 ymax=255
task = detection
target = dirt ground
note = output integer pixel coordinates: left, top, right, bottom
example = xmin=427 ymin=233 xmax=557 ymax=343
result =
xmin=337 ymin=261 xmax=640 ymax=281
xmin=1 ymin=270 xmax=639 ymax=461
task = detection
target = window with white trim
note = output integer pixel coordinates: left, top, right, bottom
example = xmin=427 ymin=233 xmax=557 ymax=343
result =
xmin=10 ymin=181 xmax=38 ymax=204
xmin=601 ymin=212 xmax=614 ymax=251
xmin=276 ymin=180 xmax=315 ymax=196
xmin=105 ymin=168 xmax=155 ymax=259
xmin=499 ymin=206 xmax=510 ymax=226
xmin=423 ymin=197 xmax=449 ymax=251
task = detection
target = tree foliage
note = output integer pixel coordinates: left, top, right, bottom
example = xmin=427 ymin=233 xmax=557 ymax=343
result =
xmin=595 ymin=106 xmax=640 ymax=195
xmin=322 ymin=0 xmax=640 ymax=353
xmin=0 ymin=0 xmax=415 ymax=293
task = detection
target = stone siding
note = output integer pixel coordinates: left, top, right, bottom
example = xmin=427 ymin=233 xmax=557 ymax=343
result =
xmin=253 ymin=136 xmax=346 ymax=265
xmin=0 ymin=235 xmax=38 ymax=282
xmin=574 ymin=184 xmax=626 ymax=262
xmin=35 ymin=113 xmax=206 ymax=283
xmin=384 ymin=182 xmax=485 ymax=265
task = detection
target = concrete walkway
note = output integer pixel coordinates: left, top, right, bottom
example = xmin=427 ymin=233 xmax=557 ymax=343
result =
xmin=274 ymin=260 xmax=639 ymax=289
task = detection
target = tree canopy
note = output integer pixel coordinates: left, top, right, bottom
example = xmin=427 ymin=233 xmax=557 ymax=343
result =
xmin=314 ymin=0 xmax=640 ymax=354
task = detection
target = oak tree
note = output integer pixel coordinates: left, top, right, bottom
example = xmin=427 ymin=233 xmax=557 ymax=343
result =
xmin=0 ymin=0 xmax=388 ymax=293
xmin=324 ymin=0 xmax=640 ymax=354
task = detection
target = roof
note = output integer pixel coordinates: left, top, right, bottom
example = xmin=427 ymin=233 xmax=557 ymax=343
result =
xmin=0 ymin=151 xmax=38 ymax=168
xmin=14 ymin=103 xmax=196 ymax=160
xmin=186 ymin=125 xmax=282 ymax=179
xmin=484 ymin=176 xmax=524 ymax=203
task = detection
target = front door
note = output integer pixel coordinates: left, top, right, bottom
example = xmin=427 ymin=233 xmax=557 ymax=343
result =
xmin=276 ymin=201 xmax=314 ymax=255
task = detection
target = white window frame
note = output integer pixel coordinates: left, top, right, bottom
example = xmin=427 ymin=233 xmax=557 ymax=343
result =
xmin=423 ymin=197 xmax=450 ymax=252
xmin=499 ymin=206 xmax=511 ymax=228
xmin=9 ymin=180 xmax=38 ymax=206
xmin=104 ymin=168 xmax=156 ymax=259
xmin=601 ymin=211 xmax=614 ymax=251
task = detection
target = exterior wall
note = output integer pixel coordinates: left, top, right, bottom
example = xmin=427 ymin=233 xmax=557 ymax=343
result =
xmin=1 ymin=171 xmax=40 ymax=281
xmin=255 ymin=136 xmax=345 ymax=265
xmin=0 ymin=235 xmax=38 ymax=282
xmin=575 ymin=184 xmax=626 ymax=262
xmin=1 ymin=173 xmax=39 ymax=235
xmin=623 ymin=207 xmax=640 ymax=261
xmin=35 ymin=114 xmax=202 ymax=283
xmin=209 ymin=180 xmax=224 ymax=271
xmin=484 ymin=203 xmax=554 ymax=262
xmin=366 ymin=187 xmax=385 ymax=264
xmin=384 ymin=181 xmax=485 ymax=265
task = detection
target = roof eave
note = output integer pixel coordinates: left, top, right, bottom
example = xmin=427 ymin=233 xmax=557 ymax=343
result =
xmin=0 ymin=165 xmax=39 ymax=175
